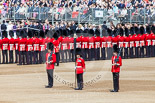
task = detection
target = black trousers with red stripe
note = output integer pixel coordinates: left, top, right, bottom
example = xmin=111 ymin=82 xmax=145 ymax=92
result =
xmin=88 ymin=48 xmax=95 ymax=61
xmin=82 ymin=48 xmax=89 ymax=61
xmin=2 ymin=50 xmax=8 ymax=64
xmin=77 ymin=73 xmax=83 ymax=89
xmin=140 ymin=46 xmax=144 ymax=58
xmin=101 ymin=48 xmax=106 ymax=60
xmin=124 ymin=47 xmax=128 ymax=59
xmin=33 ymin=51 xmax=39 ymax=64
xmin=61 ymin=50 xmax=67 ymax=63
xmin=9 ymin=50 xmax=13 ymax=63
xmin=15 ymin=50 xmax=19 ymax=63
xmin=19 ymin=51 xmax=26 ymax=65
xmin=146 ymin=46 xmax=151 ymax=57
xmin=95 ymin=48 xmax=100 ymax=60
xmin=130 ymin=47 xmax=134 ymax=58
xmin=112 ymin=72 xmax=119 ymax=92
xmin=107 ymin=47 xmax=112 ymax=60
xmin=135 ymin=47 xmax=139 ymax=58
xmin=39 ymin=51 xmax=45 ymax=64
xmin=27 ymin=51 xmax=33 ymax=64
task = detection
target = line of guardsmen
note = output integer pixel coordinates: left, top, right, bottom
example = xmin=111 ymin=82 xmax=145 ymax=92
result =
xmin=0 ymin=25 xmax=155 ymax=65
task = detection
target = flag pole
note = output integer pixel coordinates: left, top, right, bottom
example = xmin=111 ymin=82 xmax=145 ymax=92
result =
xmin=74 ymin=33 xmax=77 ymax=89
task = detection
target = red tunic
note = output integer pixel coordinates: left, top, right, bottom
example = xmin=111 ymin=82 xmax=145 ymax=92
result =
xmin=88 ymin=36 xmax=95 ymax=49
xmin=139 ymin=34 xmax=145 ymax=47
xmin=123 ymin=36 xmax=130 ymax=48
xmin=18 ymin=38 xmax=27 ymax=51
xmin=33 ymin=38 xmax=40 ymax=51
xmin=112 ymin=36 xmax=118 ymax=47
xmin=46 ymin=53 xmax=56 ymax=69
xmin=14 ymin=38 xmax=19 ymax=51
xmin=118 ymin=36 xmax=124 ymax=48
xmin=129 ymin=35 xmax=135 ymax=48
xmin=61 ymin=37 xmax=68 ymax=50
xmin=94 ymin=36 xmax=101 ymax=49
xmin=111 ymin=56 xmax=122 ymax=73
xmin=145 ymin=34 xmax=152 ymax=46
xmin=53 ymin=39 xmax=60 ymax=53
xmin=2 ymin=38 xmax=9 ymax=50
xmin=58 ymin=36 xmax=63 ymax=43
xmin=106 ymin=36 xmax=112 ymax=48
xmin=68 ymin=37 xmax=74 ymax=50
xmin=81 ymin=36 xmax=89 ymax=49
xmin=151 ymin=34 xmax=155 ymax=46
xmin=26 ymin=38 xmax=33 ymax=51
xmin=39 ymin=38 xmax=45 ymax=51
xmin=8 ymin=38 xmax=15 ymax=51
xmin=76 ymin=57 xmax=85 ymax=74
xmin=76 ymin=36 xmax=82 ymax=48
xmin=100 ymin=36 xmax=106 ymax=48
xmin=134 ymin=34 xmax=140 ymax=47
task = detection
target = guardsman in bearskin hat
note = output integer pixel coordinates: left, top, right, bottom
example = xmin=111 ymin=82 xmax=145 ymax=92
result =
xmin=52 ymin=31 xmax=60 ymax=66
xmin=81 ymin=29 xmax=89 ymax=61
xmin=110 ymin=44 xmax=122 ymax=92
xmin=68 ymin=29 xmax=75 ymax=62
xmin=60 ymin=29 xmax=68 ymax=63
xmin=94 ymin=29 xmax=101 ymax=60
xmin=75 ymin=48 xmax=85 ymax=90
xmin=39 ymin=30 xmax=45 ymax=64
xmin=2 ymin=30 xmax=9 ymax=64
xmin=145 ymin=25 xmax=152 ymax=57
xmin=123 ymin=27 xmax=130 ymax=59
xmin=33 ymin=31 xmax=40 ymax=64
xmin=88 ymin=29 xmax=95 ymax=61
xmin=18 ymin=30 xmax=27 ymax=65
xmin=45 ymin=42 xmax=56 ymax=88
xmin=66 ymin=29 xmax=72 ymax=62
xmin=8 ymin=30 xmax=15 ymax=63
xmin=129 ymin=26 xmax=135 ymax=58
xmin=15 ymin=30 xmax=20 ymax=63
xmin=118 ymin=27 xmax=124 ymax=58
xmin=76 ymin=29 xmax=82 ymax=49
xmin=106 ymin=28 xmax=113 ymax=60
xmin=134 ymin=26 xmax=141 ymax=58
xmin=139 ymin=25 xmax=145 ymax=58
xmin=100 ymin=30 xmax=106 ymax=60
xmin=26 ymin=30 xmax=33 ymax=65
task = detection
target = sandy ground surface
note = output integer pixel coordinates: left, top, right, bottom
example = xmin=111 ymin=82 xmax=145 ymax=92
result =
xmin=0 ymin=58 xmax=155 ymax=103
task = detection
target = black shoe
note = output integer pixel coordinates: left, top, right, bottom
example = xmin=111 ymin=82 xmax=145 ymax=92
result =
xmin=75 ymin=88 xmax=80 ymax=90
xmin=75 ymin=88 xmax=82 ymax=90
xmin=45 ymin=85 xmax=53 ymax=88
xmin=110 ymin=90 xmax=118 ymax=92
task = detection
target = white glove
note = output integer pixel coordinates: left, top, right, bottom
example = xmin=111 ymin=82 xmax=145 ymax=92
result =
xmin=74 ymin=66 xmax=77 ymax=70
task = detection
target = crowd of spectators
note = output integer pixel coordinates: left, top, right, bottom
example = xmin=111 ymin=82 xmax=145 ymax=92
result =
xmin=0 ymin=18 xmax=155 ymax=40
xmin=0 ymin=0 xmax=154 ymax=22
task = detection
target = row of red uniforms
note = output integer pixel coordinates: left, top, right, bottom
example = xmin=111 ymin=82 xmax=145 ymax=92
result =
xmin=0 ymin=33 xmax=155 ymax=52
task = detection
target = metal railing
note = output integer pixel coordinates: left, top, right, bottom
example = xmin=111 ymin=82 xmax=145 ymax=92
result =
xmin=3 ymin=7 xmax=155 ymax=24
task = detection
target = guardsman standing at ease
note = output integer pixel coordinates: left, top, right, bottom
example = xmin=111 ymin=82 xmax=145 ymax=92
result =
xmin=45 ymin=42 xmax=56 ymax=88
xmin=26 ymin=30 xmax=33 ymax=65
xmin=75 ymin=48 xmax=85 ymax=90
xmin=8 ymin=30 xmax=15 ymax=63
xmin=18 ymin=30 xmax=27 ymax=65
xmin=2 ymin=31 xmax=9 ymax=64
xmin=111 ymin=45 xmax=122 ymax=92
